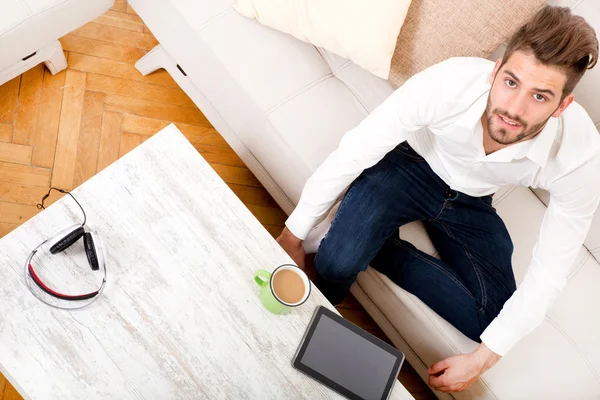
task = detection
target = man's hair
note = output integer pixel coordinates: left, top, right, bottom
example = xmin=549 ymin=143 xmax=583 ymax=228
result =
xmin=501 ymin=5 xmax=598 ymax=100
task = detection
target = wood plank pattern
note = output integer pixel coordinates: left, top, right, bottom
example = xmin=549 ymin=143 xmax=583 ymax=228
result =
xmin=3 ymin=383 xmax=20 ymax=400
xmin=0 ymin=4 xmax=434 ymax=399
xmin=246 ymin=203 xmax=288 ymax=226
xmin=0 ymin=183 xmax=50 ymax=206
xmin=211 ymin=164 xmax=263 ymax=188
xmin=60 ymin=35 xmax=147 ymax=64
xmin=0 ymin=77 xmax=20 ymax=124
xmin=191 ymin=143 xmax=245 ymax=167
xmin=226 ymin=183 xmax=281 ymax=209
xmin=122 ymin=115 xmax=224 ymax=146
xmin=30 ymin=69 xmax=66 ymax=168
xmin=86 ymin=73 xmax=195 ymax=108
xmin=0 ymin=162 xmax=51 ymax=187
xmin=111 ymin=0 xmax=127 ymax=12
xmin=97 ymin=111 xmax=122 ymax=173
xmin=0 ymin=143 xmax=32 ymax=165
xmin=0 ymin=373 xmax=5 ymax=399
xmin=51 ymin=70 xmax=87 ymax=190
xmin=68 ymin=52 xmax=177 ymax=88
xmin=104 ymin=95 xmax=206 ymax=125
xmin=126 ymin=3 xmax=138 ymax=15
xmin=73 ymin=91 xmax=105 ymax=187
xmin=118 ymin=131 xmax=141 ymax=157
xmin=12 ymin=65 xmax=44 ymax=145
xmin=0 ymin=201 xmax=39 ymax=224
xmin=0 ymin=222 xmax=21 ymax=238
xmin=71 ymin=22 xmax=158 ymax=50
xmin=0 ymin=124 xmax=12 ymax=143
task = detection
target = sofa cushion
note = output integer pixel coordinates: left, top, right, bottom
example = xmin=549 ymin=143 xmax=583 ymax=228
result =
xmin=0 ymin=0 xmax=113 ymax=72
xmin=387 ymin=0 xmax=546 ymax=88
xmin=198 ymin=10 xmax=331 ymax=114
xmin=316 ymin=48 xmax=396 ymax=114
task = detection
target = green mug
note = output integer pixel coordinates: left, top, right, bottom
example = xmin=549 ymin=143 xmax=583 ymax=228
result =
xmin=254 ymin=264 xmax=311 ymax=314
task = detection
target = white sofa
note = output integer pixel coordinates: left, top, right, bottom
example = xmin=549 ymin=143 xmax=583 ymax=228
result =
xmin=0 ymin=0 xmax=114 ymax=86
xmin=129 ymin=0 xmax=600 ymax=398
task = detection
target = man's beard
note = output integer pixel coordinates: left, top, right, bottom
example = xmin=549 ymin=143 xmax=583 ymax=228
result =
xmin=485 ymin=96 xmax=550 ymax=145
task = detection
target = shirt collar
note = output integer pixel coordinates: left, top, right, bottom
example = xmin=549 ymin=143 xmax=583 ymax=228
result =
xmin=522 ymin=116 xmax=559 ymax=168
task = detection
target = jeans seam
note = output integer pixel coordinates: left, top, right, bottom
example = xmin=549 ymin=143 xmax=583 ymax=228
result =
xmin=437 ymin=221 xmax=488 ymax=311
xmin=464 ymin=247 xmax=488 ymax=310
xmin=319 ymin=180 xmax=357 ymax=247
xmin=314 ymin=178 xmax=360 ymax=262
xmin=392 ymin=237 xmax=476 ymax=301
xmin=432 ymin=200 xmax=448 ymax=221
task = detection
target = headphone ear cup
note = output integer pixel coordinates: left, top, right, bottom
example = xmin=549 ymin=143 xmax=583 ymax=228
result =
xmin=49 ymin=226 xmax=85 ymax=254
xmin=84 ymin=232 xmax=99 ymax=271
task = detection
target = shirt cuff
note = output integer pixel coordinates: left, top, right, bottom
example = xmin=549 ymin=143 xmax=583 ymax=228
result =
xmin=285 ymin=208 xmax=318 ymax=241
xmin=479 ymin=316 xmax=522 ymax=357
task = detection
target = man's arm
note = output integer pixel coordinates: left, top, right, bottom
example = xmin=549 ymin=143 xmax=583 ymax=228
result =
xmin=282 ymin=61 xmax=446 ymax=246
xmin=481 ymin=160 xmax=600 ymax=356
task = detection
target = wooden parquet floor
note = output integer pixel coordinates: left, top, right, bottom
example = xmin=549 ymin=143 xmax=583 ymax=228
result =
xmin=0 ymin=2 xmax=435 ymax=399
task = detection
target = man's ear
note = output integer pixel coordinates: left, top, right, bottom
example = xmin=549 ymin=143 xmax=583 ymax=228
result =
xmin=490 ymin=58 xmax=503 ymax=85
xmin=552 ymin=93 xmax=575 ymax=118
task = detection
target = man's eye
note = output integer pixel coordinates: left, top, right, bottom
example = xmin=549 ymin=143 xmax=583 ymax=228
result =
xmin=534 ymin=94 xmax=546 ymax=102
xmin=506 ymin=79 xmax=516 ymax=88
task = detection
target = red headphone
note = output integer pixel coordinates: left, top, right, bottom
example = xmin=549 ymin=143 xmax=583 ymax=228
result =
xmin=24 ymin=188 xmax=107 ymax=309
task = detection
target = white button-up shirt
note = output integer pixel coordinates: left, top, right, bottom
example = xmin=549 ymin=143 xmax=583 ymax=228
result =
xmin=285 ymin=57 xmax=600 ymax=356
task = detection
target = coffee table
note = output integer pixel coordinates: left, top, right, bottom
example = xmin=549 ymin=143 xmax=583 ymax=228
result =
xmin=0 ymin=124 xmax=414 ymax=399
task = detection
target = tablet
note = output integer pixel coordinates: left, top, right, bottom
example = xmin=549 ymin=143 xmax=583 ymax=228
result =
xmin=292 ymin=306 xmax=405 ymax=400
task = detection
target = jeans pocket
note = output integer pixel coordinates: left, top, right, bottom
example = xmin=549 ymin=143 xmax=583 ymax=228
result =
xmin=393 ymin=141 xmax=425 ymax=162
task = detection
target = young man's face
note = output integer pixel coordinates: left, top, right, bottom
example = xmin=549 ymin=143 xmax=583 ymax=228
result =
xmin=485 ymin=50 xmax=574 ymax=145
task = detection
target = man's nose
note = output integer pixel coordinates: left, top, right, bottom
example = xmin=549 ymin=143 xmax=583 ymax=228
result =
xmin=506 ymin=92 xmax=528 ymax=120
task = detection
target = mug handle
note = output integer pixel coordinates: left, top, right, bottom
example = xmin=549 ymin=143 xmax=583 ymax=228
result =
xmin=254 ymin=269 xmax=271 ymax=287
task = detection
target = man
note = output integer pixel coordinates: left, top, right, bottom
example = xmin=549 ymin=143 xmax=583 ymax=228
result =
xmin=276 ymin=5 xmax=600 ymax=393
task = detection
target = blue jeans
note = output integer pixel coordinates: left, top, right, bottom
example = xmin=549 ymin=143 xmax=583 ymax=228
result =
xmin=314 ymin=142 xmax=517 ymax=342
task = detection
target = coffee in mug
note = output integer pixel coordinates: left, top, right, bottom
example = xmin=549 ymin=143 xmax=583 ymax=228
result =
xmin=254 ymin=264 xmax=311 ymax=314
xmin=272 ymin=269 xmax=305 ymax=304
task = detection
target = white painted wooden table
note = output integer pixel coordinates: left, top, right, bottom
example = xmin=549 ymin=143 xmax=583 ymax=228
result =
xmin=0 ymin=124 xmax=414 ymax=400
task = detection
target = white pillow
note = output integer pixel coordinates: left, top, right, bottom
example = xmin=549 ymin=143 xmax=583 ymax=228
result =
xmin=234 ymin=0 xmax=413 ymax=79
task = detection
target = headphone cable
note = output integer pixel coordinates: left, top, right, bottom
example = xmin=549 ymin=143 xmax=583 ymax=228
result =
xmin=37 ymin=187 xmax=87 ymax=226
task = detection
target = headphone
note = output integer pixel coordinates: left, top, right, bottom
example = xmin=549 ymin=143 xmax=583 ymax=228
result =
xmin=24 ymin=187 xmax=107 ymax=309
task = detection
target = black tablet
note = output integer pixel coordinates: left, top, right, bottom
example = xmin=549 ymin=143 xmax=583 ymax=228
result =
xmin=292 ymin=306 xmax=405 ymax=400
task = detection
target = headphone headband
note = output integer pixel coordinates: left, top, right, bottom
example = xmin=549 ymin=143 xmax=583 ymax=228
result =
xmin=25 ymin=188 xmax=107 ymax=310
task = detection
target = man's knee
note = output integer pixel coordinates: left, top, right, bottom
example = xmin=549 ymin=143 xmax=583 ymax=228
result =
xmin=314 ymin=237 xmax=365 ymax=282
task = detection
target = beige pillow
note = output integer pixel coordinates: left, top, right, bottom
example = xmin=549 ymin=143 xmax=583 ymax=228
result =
xmin=388 ymin=0 xmax=547 ymax=88
xmin=234 ymin=0 xmax=413 ymax=79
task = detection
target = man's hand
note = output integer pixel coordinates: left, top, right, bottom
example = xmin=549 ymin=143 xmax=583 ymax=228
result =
xmin=276 ymin=227 xmax=306 ymax=269
xmin=427 ymin=343 xmax=501 ymax=393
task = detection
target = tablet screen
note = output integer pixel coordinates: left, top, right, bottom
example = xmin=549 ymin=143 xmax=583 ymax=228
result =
xmin=294 ymin=307 xmax=404 ymax=400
